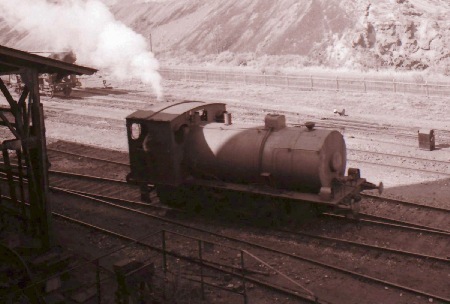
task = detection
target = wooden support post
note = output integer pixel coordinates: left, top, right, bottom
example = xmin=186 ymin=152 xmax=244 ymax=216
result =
xmin=241 ymin=250 xmax=248 ymax=304
xmin=198 ymin=240 xmax=205 ymax=300
xmin=16 ymin=150 xmax=27 ymax=231
xmin=2 ymin=148 xmax=18 ymax=204
xmin=96 ymin=259 xmax=101 ymax=304
xmin=24 ymin=68 xmax=53 ymax=249
xmin=162 ymin=230 xmax=167 ymax=273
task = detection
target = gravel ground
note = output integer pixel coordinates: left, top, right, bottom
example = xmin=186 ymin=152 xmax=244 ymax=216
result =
xmin=2 ymin=73 xmax=448 ymax=303
xmin=37 ymin=74 xmax=450 ymax=207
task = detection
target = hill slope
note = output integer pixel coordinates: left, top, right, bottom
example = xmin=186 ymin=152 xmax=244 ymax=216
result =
xmin=1 ymin=0 xmax=449 ymax=74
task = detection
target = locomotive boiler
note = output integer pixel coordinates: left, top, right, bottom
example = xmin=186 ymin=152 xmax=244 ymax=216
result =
xmin=126 ymin=100 xmax=381 ymax=215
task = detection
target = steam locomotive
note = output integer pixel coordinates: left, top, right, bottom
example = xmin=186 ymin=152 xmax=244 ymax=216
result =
xmin=126 ymin=101 xmax=382 ymax=216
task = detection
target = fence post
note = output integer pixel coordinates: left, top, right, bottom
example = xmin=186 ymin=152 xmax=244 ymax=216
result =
xmin=241 ymin=250 xmax=248 ymax=304
xmin=310 ymin=75 xmax=313 ymax=90
xmin=198 ymin=240 xmax=205 ymax=300
xmin=336 ymin=76 xmax=339 ymax=91
xmin=393 ymin=78 xmax=396 ymax=93
xmin=162 ymin=230 xmax=167 ymax=273
xmin=96 ymin=259 xmax=101 ymax=304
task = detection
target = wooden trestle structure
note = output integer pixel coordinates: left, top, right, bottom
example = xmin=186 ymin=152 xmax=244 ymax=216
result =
xmin=0 ymin=45 xmax=96 ymax=250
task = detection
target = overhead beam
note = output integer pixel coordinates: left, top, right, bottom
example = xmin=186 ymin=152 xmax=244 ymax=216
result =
xmin=0 ymin=45 xmax=97 ymax=75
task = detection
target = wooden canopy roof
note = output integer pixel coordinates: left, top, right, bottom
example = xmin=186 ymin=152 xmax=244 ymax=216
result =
xmin=0 ymin=45 xmax=97 ymax=75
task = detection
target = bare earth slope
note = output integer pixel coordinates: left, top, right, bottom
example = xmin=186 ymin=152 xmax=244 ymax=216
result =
xmin=0 ymin=0 xmax=448 ymax=73
xmin=108 ymin=0 xmax=450 ymax=72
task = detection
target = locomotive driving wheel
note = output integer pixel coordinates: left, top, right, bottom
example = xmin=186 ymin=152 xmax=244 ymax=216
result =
xmin=155 ymin=185 xmax=186 ymax=208
xmin=63 ymin=86 xmax=72 ymax=97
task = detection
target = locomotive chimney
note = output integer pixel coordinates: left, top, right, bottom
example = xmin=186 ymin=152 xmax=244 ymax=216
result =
xmin=305 ymin=121 xmax=315 ymax=131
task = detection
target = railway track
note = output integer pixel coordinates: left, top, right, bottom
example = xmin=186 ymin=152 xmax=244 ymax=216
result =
xmin=49 ymin=170 xmax=142 ymax=204
xmin=228 ymin=103 xmax=450 ymax=145
xmin=49 ymin=188 xmax=449 ymax=303
xmin=275 ymin=228 xmax=448 ymax=263
xmin=348 ymin=148 xmax=450 ymax=176
xmin=6 ymin=140 xmax=449 ymax=242
xmin=362 ymin=192 xmax=450 ymax=213
xmin=50 ymin=169 xmax=450 ymax=237
xmin=2 ymin=141 xmax=449 ymax=302
xmin=1 ymin=188 xmax=448 ymax=302
xmin=48 ymin=148 xmax=128 ymax=167
xmin=46 ymin=169 xmax=450 ymax=235
xmin=4 ymin=140 xmax=450 ymax=237
xmin=2 ymin=193 xmax=319 ymax=304
xmin=358 ymin=195 xmax=450 ymax=233
xmin=51 ymin=196 xmax=321 ymax=304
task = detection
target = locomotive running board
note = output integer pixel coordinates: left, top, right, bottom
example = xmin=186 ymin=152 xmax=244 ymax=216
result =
xmin=186 ymin=178 xmax=363 ymax=210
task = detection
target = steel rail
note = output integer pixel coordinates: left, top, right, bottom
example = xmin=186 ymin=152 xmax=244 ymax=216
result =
xmin=49 ymin=169 xmax=128 ymax=184
xmin=323 ymin=213 xmax=450 ymax=237
xmin=52 ymin=191 xmax=323 ymax=303
xmin=2 ymin=169 xmax=448 ymax=239
xmin=357 ymin=212 xmax=450 ymax=234
xmin=276 ymin=229 xmax=449 ymax=264
xmin=35 ymin=145 xmax=450 ymax=221
xmin=47 ymin=147 xmax=129 ymax=167
xmin=52 ymin=188 xmax=450 ymax=303
xmin=0 ymin=169 xmax=155 ymax=210
xmin=348 ymin=158 xmax=450 ymax=176
xmin=61 ymin=181 xmax=450 ymax=238
xmin=0 ymin=191 xmax=321 ymax=303
xmin=46 ymin=170 xmax=450 ymax=237
xmin=220 ymin=103 xmax=426 ymax=142
xmin=349 ymin=148 xmax=450 ymax=166
xmin=50 ymin=186 xmax=164 ymax=210
xmin=361 ymin=193 xmax=450 ymax=213
xmin=0 ymin=163 xmax=129 ymax=185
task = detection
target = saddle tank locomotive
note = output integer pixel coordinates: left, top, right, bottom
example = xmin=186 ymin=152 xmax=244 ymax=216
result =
xmin=126 ymin=101 xmax=382 ymax=215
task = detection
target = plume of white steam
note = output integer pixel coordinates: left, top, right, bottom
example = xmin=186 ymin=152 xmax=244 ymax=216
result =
xmin=0 ymin=0 xmax=163 ymax=99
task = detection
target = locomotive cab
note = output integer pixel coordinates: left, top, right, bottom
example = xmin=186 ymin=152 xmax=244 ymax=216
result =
xmin=126 ymin=101 xmax=227 ymax=186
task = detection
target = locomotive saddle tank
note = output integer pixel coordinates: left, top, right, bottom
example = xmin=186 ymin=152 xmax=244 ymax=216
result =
xmin=126 ymin=100 xmax=381 ymax=214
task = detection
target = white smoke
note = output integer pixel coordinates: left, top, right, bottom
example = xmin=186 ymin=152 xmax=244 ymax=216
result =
xmin=0 ymin=0 xmax=163 ymax=99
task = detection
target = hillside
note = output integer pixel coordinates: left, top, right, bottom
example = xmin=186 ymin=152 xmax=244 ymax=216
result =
xmin=110 ymin=0 xmax=450 ymax=73
xmin=0 ymin=0 xmax=449 ymax=74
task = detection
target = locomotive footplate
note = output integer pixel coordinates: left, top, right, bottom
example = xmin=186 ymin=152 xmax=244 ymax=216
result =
xmin=185 ymin=175 xmax=380 ymax=215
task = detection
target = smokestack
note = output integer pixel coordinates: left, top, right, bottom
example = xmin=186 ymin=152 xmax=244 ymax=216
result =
xmin=0 ymin=0 xmax=163 ymax=99
xmin=48 ymin=51 xmax=77 ymax=64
